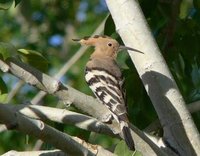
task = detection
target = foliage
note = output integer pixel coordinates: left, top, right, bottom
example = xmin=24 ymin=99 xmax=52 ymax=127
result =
xmin=0 ymin=0 xmax=200 ymax=154
xmin=0 ymin=0 xmax=21 ymax=10
xmin=0 ymin=42 xmax=17 ymax=60
xmin=114 ymin=140 xmax=142 ymax=156
xmin=17 ymin=49 xmax=48 ymax=72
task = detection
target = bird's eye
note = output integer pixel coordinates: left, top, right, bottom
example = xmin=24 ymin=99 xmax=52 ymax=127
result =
xmin=108 ymin=43 xmax=112 ymax=47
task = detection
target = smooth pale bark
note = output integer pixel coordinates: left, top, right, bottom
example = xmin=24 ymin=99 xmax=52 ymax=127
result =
xmin=105 ymin=0 xmax=200 ymax=155
xmin=0 ymin=58 xmax=168 ymax=155
xmin=2 ymin=150 xmax=67 ymax=156
xmin=0 ymin=104 xmax=115 ymax=156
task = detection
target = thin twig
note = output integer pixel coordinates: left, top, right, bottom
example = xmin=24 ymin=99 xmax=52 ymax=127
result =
xmin=188 ymin=100 xmax=200 ymax=113
xmin=32 ymin=140 xmax=43 ymax=151
xmin=6 ymin=80 xmax=24 ymax=103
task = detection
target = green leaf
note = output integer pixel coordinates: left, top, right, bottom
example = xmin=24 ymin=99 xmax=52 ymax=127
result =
xmin=0 ymin=93 xmax=8 ymax=103
xmin=114 ymin=140 xmax=142 ymax=156
xmin=0 ymin=0 xmax=13 ymax=10
xmin=179 ymin=0 xmax=193 ymax=19
xmin=14 ymin=0 xmax=21 ymax=7
xmin=0 ymin=77 xmax=7 ymax=94
xmin=104 ymin=14 xmax=116 ymax=36
xmin=0 ymin=77 xmax=8 ymax=103
xmin=0 ymin=42 xmax=17 ymax=60
xmin=191 ymin=60 xmax=200 ymax=87
xmin=133 ymin=151 xmax=143 ymax=156
xmin=104 ymin=15 xmax=124 ymax=44
xmin=18 ymin=49 xmax=49 ymax=72
xmin=194 ymin=0 xmax=200 ymax=10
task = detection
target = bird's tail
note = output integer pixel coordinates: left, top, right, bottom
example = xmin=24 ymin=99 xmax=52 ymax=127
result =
xmin=120 ymin=121 xmax=135 ymax=151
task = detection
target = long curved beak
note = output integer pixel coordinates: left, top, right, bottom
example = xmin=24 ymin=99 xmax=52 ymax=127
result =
xmin=119 ymin=45 xmax=144 ymax=54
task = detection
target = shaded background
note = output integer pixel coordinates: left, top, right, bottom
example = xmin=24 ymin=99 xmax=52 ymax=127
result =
xmin=0 ymin=0 xmax=200 ymax=154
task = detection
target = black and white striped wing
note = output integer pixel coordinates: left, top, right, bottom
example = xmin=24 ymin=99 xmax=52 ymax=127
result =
xmin=85 ymin=68 xmax=127 ymax=122
xmin=85 ymin=67 xmax=135 ymax=150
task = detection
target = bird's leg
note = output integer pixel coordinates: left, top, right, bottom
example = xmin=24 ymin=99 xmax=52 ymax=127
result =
xmin=99 ymin=113 xmax=113 ymax=123
xmin=98 ymin=112 xmax=121 ymax=134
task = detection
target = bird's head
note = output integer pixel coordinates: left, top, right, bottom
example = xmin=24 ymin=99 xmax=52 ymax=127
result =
xmin=73 ymin=35 xmax=143 ymax=58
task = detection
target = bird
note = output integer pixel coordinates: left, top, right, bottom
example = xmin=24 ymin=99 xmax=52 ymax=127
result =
xmin=73 ymin=35 xmax=143 ymax=151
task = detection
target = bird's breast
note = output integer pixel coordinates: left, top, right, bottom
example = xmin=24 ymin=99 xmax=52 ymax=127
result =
xmin=85 ymin=58 xmax=122 ymax=80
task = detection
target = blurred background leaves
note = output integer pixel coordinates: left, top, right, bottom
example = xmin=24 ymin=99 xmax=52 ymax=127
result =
xmin=0 ymin=0 xmax=200 ymax=154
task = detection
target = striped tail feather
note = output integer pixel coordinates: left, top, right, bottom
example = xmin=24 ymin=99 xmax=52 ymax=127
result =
xmin=120 ymin=121 xmax=135 ymax=151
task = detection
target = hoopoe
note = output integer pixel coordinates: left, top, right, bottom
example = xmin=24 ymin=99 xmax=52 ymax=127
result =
xmin=73 ymin=35 xmax=143 ymax=151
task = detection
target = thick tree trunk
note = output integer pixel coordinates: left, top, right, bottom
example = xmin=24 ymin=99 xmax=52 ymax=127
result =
xmin=105 ymin=0 xmax=200 ymax=155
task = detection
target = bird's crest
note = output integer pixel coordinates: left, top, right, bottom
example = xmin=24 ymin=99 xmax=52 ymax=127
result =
xmin=73 ymin=35 xmax=144 ymax=54
xmin=72 ymin=35 xmax=112 ymax=42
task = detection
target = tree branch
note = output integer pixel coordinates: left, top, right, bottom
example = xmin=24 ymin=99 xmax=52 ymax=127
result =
xmin=105 ymin=0 xmax=200 ymax=155
xmin=0 ymin=103 xmax=171 ymax=156
xmin=2 ymin=103 xmax=114 ymax=136
xmin=188 ymin=100 xmax=200 ymax=113
xmin=145 ymin=100 xmax=200 ymax=133
xmin=2 ymin=57 xmax=111 ymax=122
xmin=6 ymin=80 xmax=24 ymax=103
xmin=0 ymin=58 xmax=174 ymax=155
xmin=0 ymin=104 xmax=115 ymax=156
xmin=3 ymin=150 xmax=67 ymax=156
